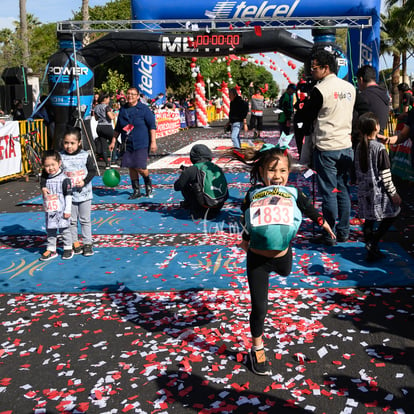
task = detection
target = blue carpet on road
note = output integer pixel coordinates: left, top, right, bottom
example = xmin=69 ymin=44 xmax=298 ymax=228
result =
xmin=0 ymin=242 xmax=413 ymax=293
xmin=18 ymin=173 xmax=252 ymax=205
xmin=3 ymin=169 xmax=407 ymax=295
xmin=0 ymin=209 xmax=243 ymax=235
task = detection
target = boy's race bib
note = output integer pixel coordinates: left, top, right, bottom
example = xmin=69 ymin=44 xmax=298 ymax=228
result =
xmin=45 ymin=194 xmax=60 ymax=212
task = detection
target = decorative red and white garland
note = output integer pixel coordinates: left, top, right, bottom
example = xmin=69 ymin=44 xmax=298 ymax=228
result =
xmin=195 ymin=74 xmax=208 ymax=127
xmin=190 ymin=57 xmax=208 ymax=127
xmin=188 ymin=51 xmax=299 ymax=125
xmin=220 ymin=81 xmax=230 ymax=119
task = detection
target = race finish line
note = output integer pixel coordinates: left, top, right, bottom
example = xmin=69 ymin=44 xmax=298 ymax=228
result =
xmin=148 ymin=139 xmax=261 ymax=170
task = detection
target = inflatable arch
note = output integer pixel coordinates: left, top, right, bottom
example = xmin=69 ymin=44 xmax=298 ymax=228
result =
xmin=46 ymin=0 xmax=380 ymax=148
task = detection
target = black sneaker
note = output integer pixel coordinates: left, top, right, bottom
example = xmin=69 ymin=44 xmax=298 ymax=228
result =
xmin=62 ymin=249 xmax=74 ymax=260
xmin=309 ymin=234 xmax=336 ymax=246
xmin=39 ymin=250 xmax=58 ymax=262
xmin=73 ymin=242 xmax=83 ymax=255
xmin=336 ymin=235 xmax=349 ymax=243
xmin=83 ymin=244 xmax=94 ymax=257
xmin=249 ymin=348 xmax=272 ymax=376
xmin=180 ymin=200 xmax=190 ymax=209
xmin=365 ymin=242 xmax=384 ymax=261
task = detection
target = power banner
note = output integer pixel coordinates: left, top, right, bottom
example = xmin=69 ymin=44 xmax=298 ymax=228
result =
xmin=131 ymin=0 xmax=381 ymax=91
xmin=0 ymin=121 xmax=21 ymax=179
xmin=48 ymin=36 xmax=94 ymax=149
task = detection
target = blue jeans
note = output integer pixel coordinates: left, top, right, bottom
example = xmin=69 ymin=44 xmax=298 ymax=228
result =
xmin=231 ymin=122 xmax=242 ymax=148
xmin=313 ymin=147 xmax=353 ymax=239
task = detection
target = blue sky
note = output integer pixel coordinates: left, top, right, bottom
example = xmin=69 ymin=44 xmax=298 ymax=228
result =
xmin=0 ymin=0 xmax=412 ymax=89
xmin=0 ymin=0 xmax=109 ymax=28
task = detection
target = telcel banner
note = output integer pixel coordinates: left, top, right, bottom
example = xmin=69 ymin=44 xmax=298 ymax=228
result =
xmin=132 ymin=55 xmax=166 ymax=101
xmin=132 ymin=0 xmax=381 ymax=87
xmin=132 ymin=0 xmax=379 ymax=21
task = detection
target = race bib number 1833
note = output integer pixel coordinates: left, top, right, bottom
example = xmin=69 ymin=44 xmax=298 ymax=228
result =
xmin=250 ymin=197 xmax=294 ymax=227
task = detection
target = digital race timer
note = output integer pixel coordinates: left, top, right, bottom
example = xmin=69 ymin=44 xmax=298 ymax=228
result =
xmin=193 ymin=33 xmax=242 ymax=50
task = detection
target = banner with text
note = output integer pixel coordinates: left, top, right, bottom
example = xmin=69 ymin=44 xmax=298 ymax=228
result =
xmin=155 ymin=109 xmax=180 ymax=139
xmin=0 ymin=121 xmax=21 ymax=178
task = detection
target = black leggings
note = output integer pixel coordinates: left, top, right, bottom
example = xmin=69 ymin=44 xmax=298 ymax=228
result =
xmin=96 ymin=124 xmax=115 ymax=162
xmin=363 ymin=217 xmax=397 ymax=245
xmin=249 ymin=115 xmax=263 ymax=131
xmin=247 ymin=247 xmax=292 ymax=338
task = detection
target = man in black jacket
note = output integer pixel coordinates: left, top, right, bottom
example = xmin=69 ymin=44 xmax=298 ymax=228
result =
xmin=354 ymin=65 xmax=390 ymax=135
xmin=225 ymin=88 xmax=249 ymax=148
xmin=351 ymin=65 xmax=391 ymax=184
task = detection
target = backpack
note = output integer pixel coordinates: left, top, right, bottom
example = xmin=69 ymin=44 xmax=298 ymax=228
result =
xmin=193 ymin=161 xmax=229 ymax=208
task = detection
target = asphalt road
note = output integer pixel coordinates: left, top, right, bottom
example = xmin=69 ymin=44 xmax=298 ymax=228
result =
xmin=0 ymin=109 xmax=413 ymax=413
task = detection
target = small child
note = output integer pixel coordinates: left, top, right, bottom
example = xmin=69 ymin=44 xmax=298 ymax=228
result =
xmin=232 ymin=143 xmax=335 ymax=375
xmin=60 ymin=126 xmax=97 ymax=256
xmin=174 ymin=144 xmax=228 ymax=219
xmin=41 ymin=126 xmax=97 ymax=256
xmin=40 ymin=150 xmax=73 ymax=261
xmin=355 ymin=112 xmax=401 ymax=261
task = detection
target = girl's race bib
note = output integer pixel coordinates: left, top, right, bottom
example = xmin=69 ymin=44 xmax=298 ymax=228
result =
xmin=249 ymin=196 xmax=294 ymax=227
xmin=65 ymin=170 xmax=84 ymax=187
xmin=45 ymin=194 xmax=60 ymax=212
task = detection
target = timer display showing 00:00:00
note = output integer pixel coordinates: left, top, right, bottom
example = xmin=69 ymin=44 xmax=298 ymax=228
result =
xmin=193 ymin=34 xmax=242 ymax=48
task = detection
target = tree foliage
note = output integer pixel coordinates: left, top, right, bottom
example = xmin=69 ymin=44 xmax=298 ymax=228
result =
xmin=100 ymin=68 xmax=130 ymax=94
xmin=0 ymin=15 xmax=56 ymax=76
xmin=166 ymin=56 xmax=279 ymax=99
xmin=387 ymin=0 xmax=414 ymax=27
xmin=381 ymin=4 xmax=414 ymax=108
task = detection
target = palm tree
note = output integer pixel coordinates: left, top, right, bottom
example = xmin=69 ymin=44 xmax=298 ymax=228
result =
xmin=19 ymin=0 xmax=29 ymax=67
xmin=381 ymin=6 xmax=413 ymax=108
xmin=81 ymin=0 xmax=90 ymax=45
xmin=387 ymin=0 xmax=414 ymax=25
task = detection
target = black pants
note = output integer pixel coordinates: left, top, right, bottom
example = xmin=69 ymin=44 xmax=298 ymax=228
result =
xmin=279 ymin=121 xmax=291 ymax=136
xmin=247 ymin=247 xmax=292 ymax=338
xmin=96 ymin=124 xmax=115 ymax=163
xmin=181 ymin=185 xmax=223 ymax=219
xmin=293 ymin=123 xmax=305 ymax=155
xmin=249 ymin=115 xmax=263 ymax=132
xmin=363 ymin=217 xmax=397 ymax=245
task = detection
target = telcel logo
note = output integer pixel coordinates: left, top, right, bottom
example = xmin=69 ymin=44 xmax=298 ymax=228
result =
xmin=213 ymin=0 xmax=300 ymax=18
xmin=136 ymin=56 xmax=153 ymax=96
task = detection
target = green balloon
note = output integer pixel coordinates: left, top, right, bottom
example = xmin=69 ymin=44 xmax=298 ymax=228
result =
xmin=103 ymin=169 xmax=121 ymax=187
